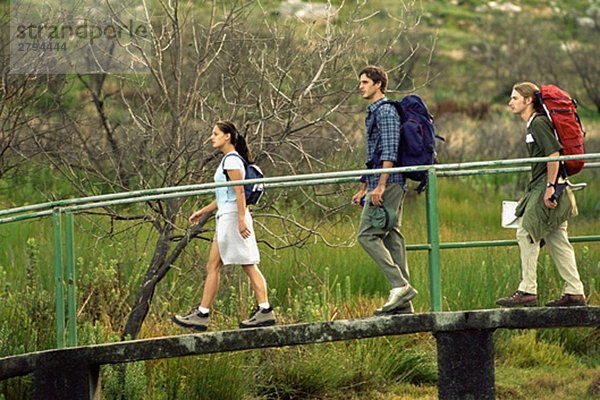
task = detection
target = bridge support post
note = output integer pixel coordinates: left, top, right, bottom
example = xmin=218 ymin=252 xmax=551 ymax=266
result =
xmin=32 ymin=357 xmax=99 ymax=400
xmin=435 ymin=329 xmax=495 ymax=400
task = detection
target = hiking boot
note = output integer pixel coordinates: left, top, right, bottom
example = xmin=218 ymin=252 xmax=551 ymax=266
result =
xmin=374 ymin=300 xmax=414 ymax=316
xmin=379 ymin=285 xmax=418 ymax=314
xmin=496 ymin=291 xmax=538 ymax=307
xmin=171 ymin=310 xmax=209 ymax=332
xmin=545 ymin=294 xmax=586 ymax=307
xmin=239 ymin=306 xmax=276 ymax=329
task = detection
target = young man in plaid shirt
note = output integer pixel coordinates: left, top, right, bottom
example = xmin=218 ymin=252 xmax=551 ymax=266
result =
xmin=352 ymin=66 xmax=418 ymax=315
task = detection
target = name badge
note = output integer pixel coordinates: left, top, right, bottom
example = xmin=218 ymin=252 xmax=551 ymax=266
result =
xmin=525 ymin=133 xmax=534 ymax=143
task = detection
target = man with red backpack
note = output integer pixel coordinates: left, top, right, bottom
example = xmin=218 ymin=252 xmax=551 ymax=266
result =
xmin=496 ymin=82 xmax=586 ymax=308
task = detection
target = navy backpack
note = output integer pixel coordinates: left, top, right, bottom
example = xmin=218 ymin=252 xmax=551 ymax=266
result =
xmin=368 ymin=95 xmax=444 ymax=193
xmin=222 ymin=153 xmax=265 ymax=205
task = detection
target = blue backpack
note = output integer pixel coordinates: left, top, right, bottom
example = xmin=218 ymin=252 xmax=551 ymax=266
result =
xmin=222 ymin=153 xmax=265 ymax=205
xmin=368 ymin=95 xmax=444 ymax=193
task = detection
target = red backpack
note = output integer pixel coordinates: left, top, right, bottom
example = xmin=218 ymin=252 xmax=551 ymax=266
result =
xmin=537 ymin=85 xmax=586 ymax=176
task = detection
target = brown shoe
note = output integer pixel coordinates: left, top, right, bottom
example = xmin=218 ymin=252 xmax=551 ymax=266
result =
xmin=496 ymin=290 xmax=538 ymax=307
xmin=545 ymin=294 xmax=586 ymax=307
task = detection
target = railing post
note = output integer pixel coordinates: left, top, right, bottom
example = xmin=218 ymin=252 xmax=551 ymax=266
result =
xmin=65 ymin=212 xmax=77 ymax=347
xmin=426 ymin=169 xmax=442 ymax=312
xmin=52 ymin=208 xmax=65 ymax=349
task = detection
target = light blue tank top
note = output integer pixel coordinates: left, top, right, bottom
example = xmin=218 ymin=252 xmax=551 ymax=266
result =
xmin=214 ymin=152 xmax=245 ymax=211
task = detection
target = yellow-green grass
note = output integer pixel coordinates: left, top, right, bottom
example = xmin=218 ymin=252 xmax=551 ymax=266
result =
xmin=1 ymin=171 xmax=599 ymax=399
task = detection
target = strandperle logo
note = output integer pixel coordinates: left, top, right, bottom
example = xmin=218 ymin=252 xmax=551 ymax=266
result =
xmin=15 ymin=20 xmax=149 ymax=45
xmin=10 ymin=0 xmax=151 ymax=74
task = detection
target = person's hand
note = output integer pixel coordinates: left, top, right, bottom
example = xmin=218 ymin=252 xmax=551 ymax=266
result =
xmin=544 ymin=187 xmax=557 ymax=209
xmin=189 ymin=209 xmax=207 ymax=225
xmin=352 ymin=191 xmax=366 ymax=207
xmin=370 ymin=185 xmax=385 ymax=207
xmin=239 ymin=218 xmax=251 ymax=239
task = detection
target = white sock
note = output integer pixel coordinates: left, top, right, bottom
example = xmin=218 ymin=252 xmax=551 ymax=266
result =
xmin=198 ymin=306 xmax=210 ymax=314
xmin=258 ymin=302 xmax=270 ymax=310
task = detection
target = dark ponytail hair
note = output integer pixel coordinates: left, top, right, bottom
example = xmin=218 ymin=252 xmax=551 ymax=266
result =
xmin=216 ymin=120 xmax=253 ymax=163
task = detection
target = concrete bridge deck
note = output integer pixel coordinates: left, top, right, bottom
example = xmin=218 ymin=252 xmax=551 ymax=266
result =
xmin=2 ymin=307 xmax=599 ymax=399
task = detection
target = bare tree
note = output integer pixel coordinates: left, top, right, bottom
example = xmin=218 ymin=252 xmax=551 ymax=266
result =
xmin=21 ymin=0 xmax=431 ymax=340
xmin=0 ymin=72 xmax=33 ymax=180
xmin=466 ymin=7 xmax=600 ymax=114
xmin=0 ymin=3 xmax=46 ymax=180
xmin=565 ymin=21 xmax=600 ymax=113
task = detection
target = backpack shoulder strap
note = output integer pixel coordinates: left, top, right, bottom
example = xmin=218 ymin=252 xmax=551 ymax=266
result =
xmin=221 ymin=152 xmax=247 ymax=181
xmin=528 ymin=112 xmax=556 ymax=138
xmin=527 ymin=113 xmax=546 ymax=134
xmin=367 ymin=103 xmax=383 ymax=137
xmin=367 ymin=101 xmax=399 ymax=136
xmin=222 ymin=152 xmax=248 ymax=166
xmin=528 ymin=113 xmax=569 ymax=179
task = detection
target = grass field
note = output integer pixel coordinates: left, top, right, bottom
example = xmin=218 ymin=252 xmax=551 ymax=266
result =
xmin=1 ymin=0 xmax=600 ymax=397
xmin=1 ymin=165 xmax=599 ymax=399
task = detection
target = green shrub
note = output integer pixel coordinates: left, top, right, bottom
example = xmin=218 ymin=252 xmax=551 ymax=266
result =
xmin=495 ymin=331 xmax=581 ymax=369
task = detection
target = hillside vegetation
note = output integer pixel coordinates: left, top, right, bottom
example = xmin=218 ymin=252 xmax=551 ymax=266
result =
xmin=1 ymin=0 xmax=599 ymax=399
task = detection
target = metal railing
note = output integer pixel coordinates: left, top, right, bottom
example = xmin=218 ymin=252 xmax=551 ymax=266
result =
xmin=1 ymin=153 xmax=599 ymax=348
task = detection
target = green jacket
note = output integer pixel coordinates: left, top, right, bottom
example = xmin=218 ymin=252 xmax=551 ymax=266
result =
xmin=516 ymin=182 xmax=577 ymax=242
xmin=514 ymin=114 xmax=577 ymax=242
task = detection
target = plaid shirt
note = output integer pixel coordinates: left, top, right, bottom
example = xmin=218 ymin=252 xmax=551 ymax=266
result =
xmin=364 ymin=97 xmax=404 ymax=191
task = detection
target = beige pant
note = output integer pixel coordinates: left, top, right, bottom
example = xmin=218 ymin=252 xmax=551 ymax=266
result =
xmin=516 ymin=219 xmax=584 ymax=295
xmin=357 ymin=183 xmax=409 ymax=289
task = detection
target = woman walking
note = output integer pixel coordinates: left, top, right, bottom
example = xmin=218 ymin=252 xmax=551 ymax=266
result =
xmin=172 ymin=120 xmax=275 ymax=331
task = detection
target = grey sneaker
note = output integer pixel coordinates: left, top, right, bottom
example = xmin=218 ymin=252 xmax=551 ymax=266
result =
xmin=239 ymin=306 xmax=276 ymax=329
xmin=374 ymin=300 xmax=414 ymax=316
xmin=379 ymin=285 xmax=418 ymax=313
xmin=171 ymin=310 xmax=209 ymax=332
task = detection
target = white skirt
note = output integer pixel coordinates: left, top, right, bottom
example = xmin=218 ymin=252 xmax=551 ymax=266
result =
xmin=215 ymin=208 xmax=260 ymax=266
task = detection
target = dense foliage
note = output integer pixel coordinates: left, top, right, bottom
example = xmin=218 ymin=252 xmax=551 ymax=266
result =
xmin=1 ymin=0 xmax=599 ymax=398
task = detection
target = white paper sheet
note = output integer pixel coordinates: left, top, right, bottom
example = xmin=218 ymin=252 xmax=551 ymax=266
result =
xmin=501 ymin=201 xmax=519 ymax=228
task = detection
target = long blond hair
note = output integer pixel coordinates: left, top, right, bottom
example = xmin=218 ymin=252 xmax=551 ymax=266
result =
xmin=512 ymin=82 xmax=544 ymax=113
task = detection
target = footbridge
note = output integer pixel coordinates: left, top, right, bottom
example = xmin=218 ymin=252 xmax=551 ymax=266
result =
xmin=1 ymin=154 xmax=600 ymax=399
xmin=2 ymin=307 xmax=600 ymax=400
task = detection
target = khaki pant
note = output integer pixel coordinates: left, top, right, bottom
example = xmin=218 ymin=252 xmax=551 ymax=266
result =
xmin=516 ymin=219 xmax=584 ymax=295
xmin=357 ymin=183 xmax=409 ymax=288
